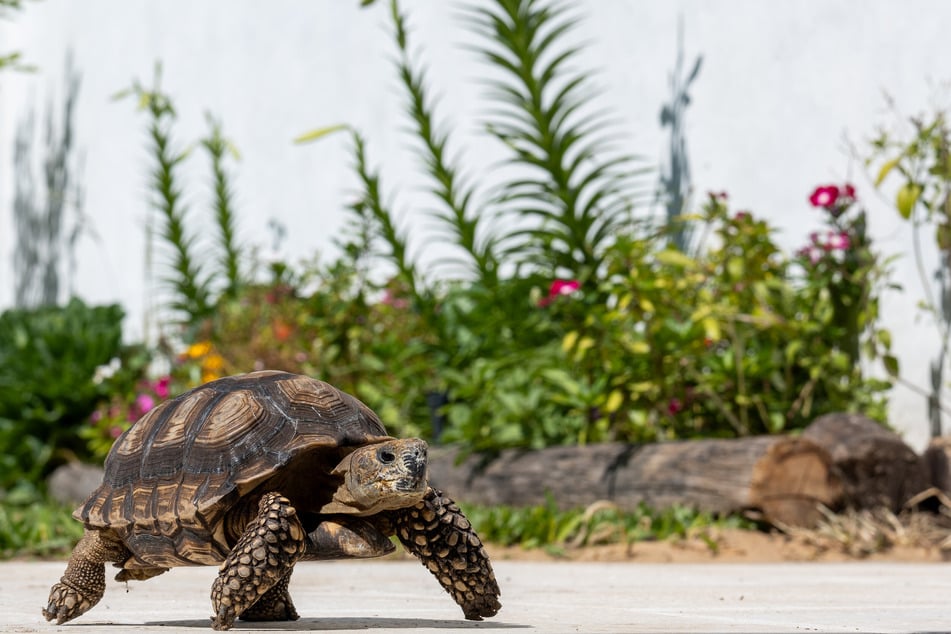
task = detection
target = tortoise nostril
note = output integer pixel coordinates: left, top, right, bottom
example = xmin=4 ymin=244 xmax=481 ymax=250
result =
xmin=378 ymin=449 xmax=396 ymax=464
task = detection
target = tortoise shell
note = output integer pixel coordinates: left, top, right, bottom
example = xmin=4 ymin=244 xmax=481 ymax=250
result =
xmin=76 ymin=370 xmax=390 ymax=568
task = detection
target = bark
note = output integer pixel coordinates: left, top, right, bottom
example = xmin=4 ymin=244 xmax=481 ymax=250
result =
xmin=801 ymin=413 xmax=930 ymax=513
xmin=429 ymin=435 xmax=839 ymax=523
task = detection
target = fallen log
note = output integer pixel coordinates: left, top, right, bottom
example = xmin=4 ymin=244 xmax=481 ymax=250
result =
xmin=748 ymin=437 xmax=841 ymax=527
xmin=801 ymin=413 xmax=930 ymax=512
xmin=923 ymin=436 xmax=951 ymax=494
xmin=429 ymin=434 xmax=841 ymax=526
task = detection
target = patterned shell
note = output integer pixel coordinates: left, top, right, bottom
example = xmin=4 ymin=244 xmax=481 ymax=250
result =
xmin=75 ymin=370 xmax=389 ymax=567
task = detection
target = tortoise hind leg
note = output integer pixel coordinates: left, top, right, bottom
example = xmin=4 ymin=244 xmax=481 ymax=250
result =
xmin=379 ymin=487 xmax=501 ymax=620
xmin=210 ymin=492 xmax=305 ymax=631
xmin=43 ymin=529 xmax=131 ymax=624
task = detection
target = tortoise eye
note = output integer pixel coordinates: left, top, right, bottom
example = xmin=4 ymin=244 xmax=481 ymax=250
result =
xmin=378 ymin=448 xmax=396 ymax=464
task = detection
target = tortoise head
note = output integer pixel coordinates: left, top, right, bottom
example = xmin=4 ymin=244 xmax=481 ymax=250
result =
xmin=322 ymin=438 xmax=429 ymax=514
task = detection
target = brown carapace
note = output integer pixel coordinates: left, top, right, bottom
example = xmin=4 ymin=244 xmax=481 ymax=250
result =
xmin=43 ymin=371 xmax=500 ymax=630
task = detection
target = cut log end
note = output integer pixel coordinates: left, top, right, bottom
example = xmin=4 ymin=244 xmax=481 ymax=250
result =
xmin=749 ymin=437 xmax=841 ymax=528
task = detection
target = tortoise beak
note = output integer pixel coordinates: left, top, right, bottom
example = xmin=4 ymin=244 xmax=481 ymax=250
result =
xmin=404 ymin=442 xmax=427 ymax=478
xmin=395 ymin=440 xmax=427 ymax=491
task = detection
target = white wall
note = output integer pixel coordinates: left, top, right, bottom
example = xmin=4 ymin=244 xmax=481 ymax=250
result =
xmin=1 ymin=0 xmax=948 ymax=449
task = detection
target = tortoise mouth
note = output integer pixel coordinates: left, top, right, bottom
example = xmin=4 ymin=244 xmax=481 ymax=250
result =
xmin=394 ymin=467 xmax=428 ymax=494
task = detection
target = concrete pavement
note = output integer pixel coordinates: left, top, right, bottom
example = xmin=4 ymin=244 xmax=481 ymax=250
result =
xmin=6 ymin=560 xmax=950 ymax=633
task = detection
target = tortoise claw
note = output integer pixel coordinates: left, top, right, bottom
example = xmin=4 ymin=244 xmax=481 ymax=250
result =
xmin=43 ymin=580 xmax=98 ymax=624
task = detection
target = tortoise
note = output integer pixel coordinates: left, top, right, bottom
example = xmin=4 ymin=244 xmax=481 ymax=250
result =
xmin=43 ymin=370 xmax=500 ymax=630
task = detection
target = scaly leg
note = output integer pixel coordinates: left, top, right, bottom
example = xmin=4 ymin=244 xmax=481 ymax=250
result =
xmin=43 ymin=529 xmax=130 ymax=624
xmin=380 ymin=487 xmax=501 ymax=620
xmin=210 ymin=492 xmax=305 ymax=630
xmin=239 ymin=569 xmax=298 ymax=622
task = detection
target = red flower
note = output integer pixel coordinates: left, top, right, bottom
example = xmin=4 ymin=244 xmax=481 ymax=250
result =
xmin=843 ymin=183 xmax=856 ymax=199
xmin=272 ymin=317 xmax=294 ymax=342
xmin=809 ymin=185 xmax=840 ymax=208
xmin=667 ymin=398 xmax=683 ymax=415
xmin=538 ymin=279 xmax=580 ymax=307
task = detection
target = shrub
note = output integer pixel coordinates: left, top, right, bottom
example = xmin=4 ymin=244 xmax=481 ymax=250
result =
xmin=0 ymin=299 xmax=131 ymax=496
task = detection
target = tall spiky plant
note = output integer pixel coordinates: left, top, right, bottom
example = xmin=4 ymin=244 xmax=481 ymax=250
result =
xmin=465 ymin=0 xmax=649 ymax=281
xmin=201 ymin=114 xmax=243 ymax=301
xmin=119 ymin=68 xmax=213 ymax=328
xmin=389 ymin=0 xmax=499 ymax=287
xmin=349 ymin=130 xmax=422 ymax=303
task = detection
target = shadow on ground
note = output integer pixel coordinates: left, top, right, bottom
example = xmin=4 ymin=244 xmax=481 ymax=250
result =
xmin=133 ymin=617 xmax=529 ymax=630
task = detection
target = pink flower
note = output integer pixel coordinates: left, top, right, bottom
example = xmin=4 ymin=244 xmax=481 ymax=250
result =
xmin=667 ymin=398 xmax=683 ymax=415
xmin=734 ymin=211 xmax=751 ymax=222
xmin=809 ymin=185 xmax=840 ymax=208
xmin=109 ymin=426 xmax=124 ymax=439
xmin=538 ymin=279 xmax=581 ymax=307
xmin=797 ymin=245 xmax=823 ymax=265
xmin=135 ymin=393 xmax=155 ymax=414
xmin=843 ymin=183 xmax=856 ymax=199
xmin=153 ymin=376 xmax=171 ymax=399
xmin=826 ymin=231 xmax=850 ymax=251
xmin=90 ymin=409 xmax=103 ymax=423
xmin=707 ymin=191 xmax=729 ymax=201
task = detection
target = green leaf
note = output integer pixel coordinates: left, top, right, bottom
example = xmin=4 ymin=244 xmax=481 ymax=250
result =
xmin=883 ymin=354 xmax=899 ymax=377
xmin=655 ymin=249 xmax=697 ymax=269
xmin=937 ymin=223 xmax=951 ymax=251
xmin=874 ymin=156 xmax=901 ymax=186
xmin=895 ymin=182 xmax=922 ymax=219
xmin=876 ymin=329 xmax=892 ymax=350
xmin=604 ymin=390 xmax=624 ymax=414
xmin=293 ymin=124 xmax=350 ymax=144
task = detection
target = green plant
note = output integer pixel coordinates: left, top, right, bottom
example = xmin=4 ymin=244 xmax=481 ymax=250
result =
xmin=442 ymin=342 xmax=597 ymax=451
xmin=467 ymin=0 xmax=648 ymax=281
xmin=205 ymin=256 xmax=438 ymax=439
xmin=121 ymin=69 xmax=213 ymax=328
xmin=202 ymin=114 xmax=244 ymax=302
xmin=118 ymin=67 xmax=247 ymax=334
xmin=0 ymin=299 xmax=129 ymax=496
xmin=390 ymin=0 xmax=499 ymax=287
xmin=0 ymin=496 xmax=85 ymax=559
xmin=559 ymin=192 xmax=894 ymax=442
xmin=461 ymin=498 xmax=756 ymax=551
xmin=869 ymin=108 xmax=951 ymax=436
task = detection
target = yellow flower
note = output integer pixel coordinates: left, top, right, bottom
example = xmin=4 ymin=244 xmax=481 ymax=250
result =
xmin=202 ymin=353 xmax=225 ymax=372
xmin=186 ymin=341 xmax=212 ymax=359
xmin=201 ymin=370 xmax=220 ymax=384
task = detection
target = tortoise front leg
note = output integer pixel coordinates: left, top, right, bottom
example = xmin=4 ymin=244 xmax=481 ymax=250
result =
xmin=239 ymin=569 xmax=298 ymax=622
xmin=43 ymin=529 xmax=130 ymax=624
xmin=380 ymin=487 xmax=501 ymax=620
xmin=210 ymin=492 xmax=305 ymax=630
